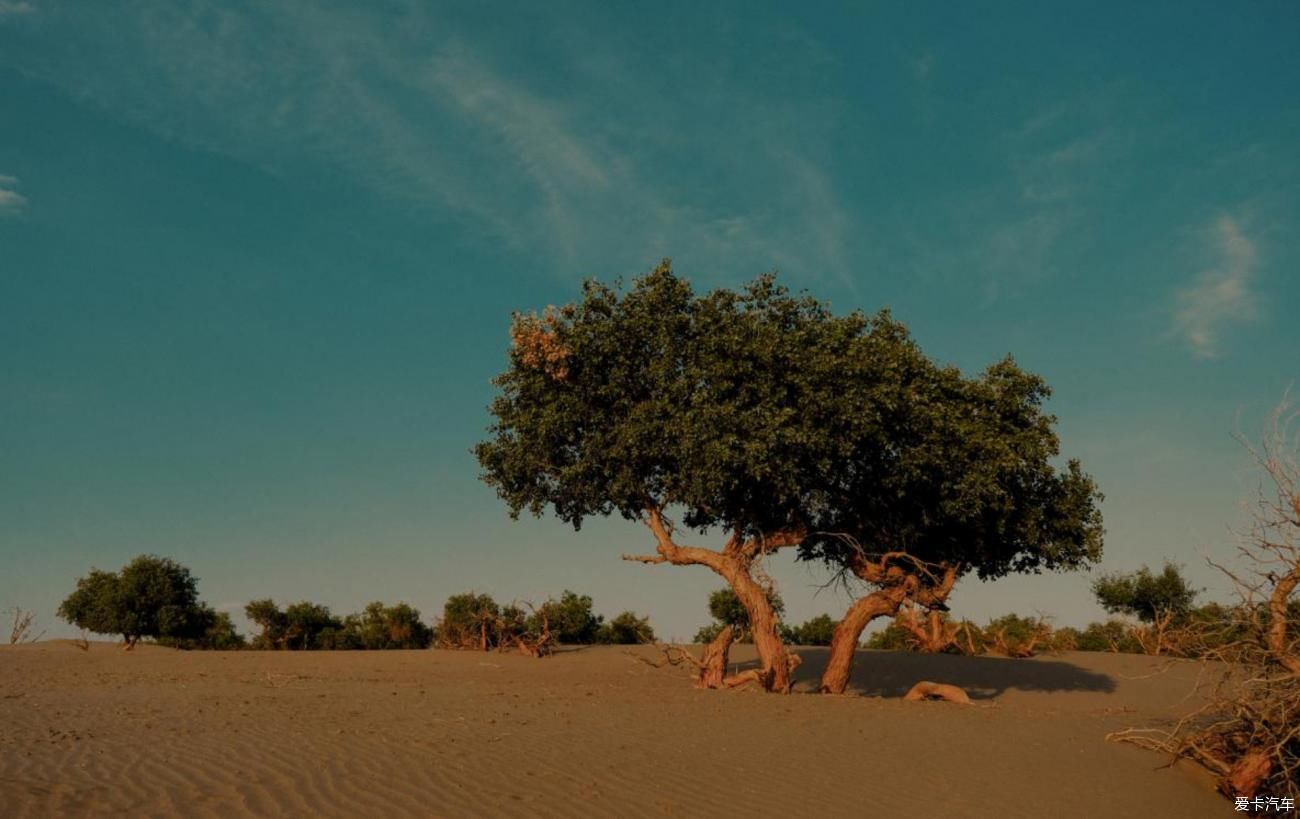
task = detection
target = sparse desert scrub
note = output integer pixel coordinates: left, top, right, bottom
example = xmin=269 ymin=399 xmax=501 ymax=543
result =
xmin=7 ymin=607 xmax=44 ymax=645
xmin=156 ymin=610 xmax=246 ymax=650
xmin=781 ymin=614 xmax=838 ymax=647
xmin=594 ymin=611 xmax=655 ymax=645
xmin=1093 ymin=562 xmax=1201 ymax=656
xmin=436 ymin=592 xmax=501 ymax=651
xmin=1110 ymin=398 xmax=1300 ymax=801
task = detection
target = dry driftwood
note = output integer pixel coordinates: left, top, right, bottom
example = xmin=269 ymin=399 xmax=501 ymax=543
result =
xmin=903 ymin=681 xmax=972 ymax=705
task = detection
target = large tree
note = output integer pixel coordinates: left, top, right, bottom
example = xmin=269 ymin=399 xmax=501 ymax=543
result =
xmin=475 ymin=261 xmax=1102 ymax=693
xmin=58 ymin=555 xmax=211 ymax=649
xmin=802 ymin=358 xmax=1105 ymax=692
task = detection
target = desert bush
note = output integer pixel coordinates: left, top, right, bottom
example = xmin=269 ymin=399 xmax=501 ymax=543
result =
xmin=781 ymin=614 xmax=838 ymax=646
xmin=244 ymin=599 xmax=342 ymax=650
xmin=245 ymin=598 xmax=288 ymax=649
xmin=7 ymin=607 xmax=44 ymax=644
xmin=283 ymin=602 xmax=342 ymax=650
xmin=865 ymin=620 xmax=914 ymax=651
xmin=693 ymin=587 xmax=785 ymax=644
xmin=983 ymin=613 xmax=1052 ymax=657
xmin=1073 ymin=619 xmax=1142 ymax=653
xmin=1093 ymin=562 xmax=1200 ymax=655
xmin=865 ymin=612 xmax=979 ymax=654
xmin=1048 ymin=626 xmax=1081 ymax=652
xmin=531 ymin=590 xmax=602 ymax=644
xmin=596 ymin=611 xmax=655 ymax=644
xmin=437 ymin=592 xmax=501 ymax=650
xmin=1093 ymin=562 xmax=1199 ymax=623
xmin=157 ymin=608 xmax=246 ymax=650
xmin=58 ymin=555 xmax=212 ymax=649
xmin=351 ymin=602 xmax=434 ymax=650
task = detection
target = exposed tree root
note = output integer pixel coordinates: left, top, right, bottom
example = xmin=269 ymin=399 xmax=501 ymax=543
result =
xmin=903 ymin=681 xmax=972 ymax=705
xmin=633 ymin=629 xmax=802 ymax=691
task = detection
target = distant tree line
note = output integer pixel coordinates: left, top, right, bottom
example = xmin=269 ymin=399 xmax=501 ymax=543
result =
xmin=53 ymin=555 xmax=1290 ymax=663
xmin=55 ymin=555 xmax=656 ymax=652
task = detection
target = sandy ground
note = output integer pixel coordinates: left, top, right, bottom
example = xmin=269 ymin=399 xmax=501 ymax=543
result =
xmin=0 ymin=642 xmax=1232 ymax=818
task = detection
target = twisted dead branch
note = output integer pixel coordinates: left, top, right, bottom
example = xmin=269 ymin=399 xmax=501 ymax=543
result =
xmin=7 ymin=608 xmax=44 ymax=645
xmin=1109 ymin=396 xmax=1300 ymax=800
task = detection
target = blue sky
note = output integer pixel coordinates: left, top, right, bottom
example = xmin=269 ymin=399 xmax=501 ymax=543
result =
xmin=2 ymin=2 xmax=1297 ymax=641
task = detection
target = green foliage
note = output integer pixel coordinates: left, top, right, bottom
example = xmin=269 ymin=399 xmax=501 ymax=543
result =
xmin=694 ymin=587 xmax=785 ymax=643
xmin=57 ymin=570 xmax=122 ymax=637
xmin=1092 ymin=562 xmax=1199 ymax=623
xmin=865 ymin=621 xmax=915 ymax=651
xmin=245 ymin=598 xmax=288 ymax=649
xmin=532 ymin=590 xmax=603 ymax=644
xmin=596 ymin=611 xmax=655 ymax=644
xmin=157 ymin=608 xmax=246 ymax=650
xmin=281 ymin=601 xmax=340 ymax=650
xmin=799 ymin=353 xmax=1105 ymax=583
xmin=243 ymin=599 xmax=341 ymax=650
xmin=1049 ymin=626 xmax=1082 ymax=652
xmin=351 ymin=602 xmax=434 ymax=650
xmin=984 ymin=613 xmax=1042 ymax=646
xmin=708 ymin=587 xmax=784 ymax=630
xmin=475 ymin=262 xmax=1102 ymax=600
xmin=245 ymin=599 xmax=431 ymax=650
xmin=58 ymin=555 xmax=210 ymax=645
xmin=781 ymin=614 xmax=838 ymax=646
xmin=475 ymin=263 xmax=871 ymax=538
xmin=437 ymin=592 xmax=501 ymax=649
xmin=1075 ymin=619 xmax=1143 ymax=653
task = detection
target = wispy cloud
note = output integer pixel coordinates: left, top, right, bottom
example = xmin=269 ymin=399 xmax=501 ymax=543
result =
xmin=0 ymin=174 xmax=28 ymax=213
xmin=0 ymin=1 xmax=34 ymax=20
xmin=0 ymin=4 xmax=854 ymax=283
xmin=1172 ymin=215 xmax=1260 ymax=358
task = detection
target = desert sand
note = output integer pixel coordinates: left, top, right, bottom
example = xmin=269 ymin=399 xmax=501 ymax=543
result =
xmin=1 ymin=642 xmax=1231 ymax=818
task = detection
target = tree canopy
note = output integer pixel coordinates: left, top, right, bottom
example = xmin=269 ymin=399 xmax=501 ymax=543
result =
xmin=532 ymin=590 xmax=603 ymax=644
xmin=58 ymin=555 xmax=211 ymax=648
xmin=596 ymin=611 xmax=655 ymax=644
xmin=1093 ymin=562 xmax=1199 ymax=623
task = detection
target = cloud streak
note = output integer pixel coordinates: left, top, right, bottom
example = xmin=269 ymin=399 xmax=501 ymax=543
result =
xmin=0 ymin=1 xmax=34 ymax=20
xmin=0 ymin=174 xmax=27 ymax=213
xmin=0 ymin=4 xmax=855 ymax=283
xmin=1172 ymin=215 xmax=1259 ymax=358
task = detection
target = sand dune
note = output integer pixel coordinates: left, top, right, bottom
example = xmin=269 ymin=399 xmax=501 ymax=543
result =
xmin=0 ymin=643 xmax=1229 ymax=818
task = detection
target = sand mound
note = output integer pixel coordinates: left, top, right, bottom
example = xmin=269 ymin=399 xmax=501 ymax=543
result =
xmin=0 ymin=643 xmax=1227 ymax=818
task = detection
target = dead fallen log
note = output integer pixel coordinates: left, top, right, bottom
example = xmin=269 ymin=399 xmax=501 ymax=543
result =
xmin=903 ymin=681 xmax=972 ymax=705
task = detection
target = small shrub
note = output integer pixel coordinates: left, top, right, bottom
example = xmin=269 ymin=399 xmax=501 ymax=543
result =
xmin=596 ymin=611 xmax=655 ymax=644
xmin=437 ymin=592 xmax=501 ymax=650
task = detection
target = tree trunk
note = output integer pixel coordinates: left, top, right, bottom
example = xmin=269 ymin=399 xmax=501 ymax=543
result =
xmin=727 ymin=569 xmax=794 ymax=692
xmin=625 ymin=507 xmax=807 ymax=693
xmin=696 ymin=626 xmax=735 ymax=688
xmin=820 ymin=590 xmax=904 ymax=694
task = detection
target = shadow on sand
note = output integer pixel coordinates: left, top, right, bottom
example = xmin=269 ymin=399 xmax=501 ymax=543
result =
xmin=773 ymin=649 xmax=1117 ymax=700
